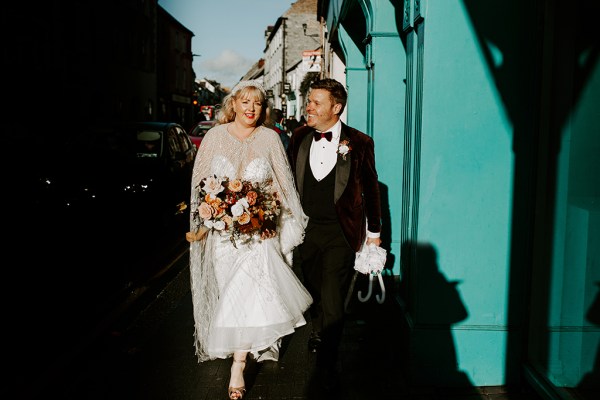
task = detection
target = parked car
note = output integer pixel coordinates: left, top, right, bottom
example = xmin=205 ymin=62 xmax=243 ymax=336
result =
xmin=32 ymin=121 xmax=196 ymax=230
xmin=27 ymin=121 xmax=196 ymax=341
xmin=129 ymin=121 xmax=196 ymax=224
xmin=188 ymin=120 xmax=217 ymax=149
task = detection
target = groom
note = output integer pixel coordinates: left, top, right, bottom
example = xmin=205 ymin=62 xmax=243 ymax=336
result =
xmin=287 ymin=78 xmax=383 ymax=390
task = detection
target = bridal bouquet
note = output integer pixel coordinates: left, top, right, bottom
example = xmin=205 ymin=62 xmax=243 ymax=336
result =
xmin=192 ymin=175 xmax=281 ymax=246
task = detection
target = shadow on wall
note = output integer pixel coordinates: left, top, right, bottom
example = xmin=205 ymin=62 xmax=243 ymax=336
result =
xmin=400 ymin=241 xmax=475 ymax=389
xmin=378 ymin=181 xmax=396 ymax=271
xmin=577 ymin=282 xmax=600 ymax=392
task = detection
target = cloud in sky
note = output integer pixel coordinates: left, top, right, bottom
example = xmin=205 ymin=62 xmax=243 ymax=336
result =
xmin=198 ymin=49 xmax=253 ymax=88
xmin=159 ymin=0 xmax=290 ymax=89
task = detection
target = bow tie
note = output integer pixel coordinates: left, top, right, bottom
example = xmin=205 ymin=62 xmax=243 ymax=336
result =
xmin=314 ymin=131 xmax=332 ymax=142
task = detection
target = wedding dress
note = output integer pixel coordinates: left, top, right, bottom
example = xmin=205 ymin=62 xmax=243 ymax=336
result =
xmin=189 ymin=123 xmax=312 ymax=362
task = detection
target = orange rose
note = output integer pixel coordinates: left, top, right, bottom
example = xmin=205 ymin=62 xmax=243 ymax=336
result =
xmin=207 ymin=196 xmax=222 ymax=207
xmin=237 ymin=212 xmax=251 ymax=225
xmin=214 ymin=208 xmax=227 ymax=218
xmin=246 ymin=190 xmax=258 ymax=205
xmin=228 ymin=179 xmax=243 ymax=192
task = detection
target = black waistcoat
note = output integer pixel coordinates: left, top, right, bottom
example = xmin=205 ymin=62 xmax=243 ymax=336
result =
xmin=303 ymin=164 xmax=337 ymax=224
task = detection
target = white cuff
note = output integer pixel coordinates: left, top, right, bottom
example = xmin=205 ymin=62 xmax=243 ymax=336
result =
xmin=367 ymin=231 xmax=380 ymax=239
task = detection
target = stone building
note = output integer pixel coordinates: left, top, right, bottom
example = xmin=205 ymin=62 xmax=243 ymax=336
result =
xmin=262 ymin=0 xmax=322 ymax=119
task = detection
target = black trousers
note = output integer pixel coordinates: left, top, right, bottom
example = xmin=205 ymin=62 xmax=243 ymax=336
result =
xmin=298 ymin=221 xmax=355 ymax=370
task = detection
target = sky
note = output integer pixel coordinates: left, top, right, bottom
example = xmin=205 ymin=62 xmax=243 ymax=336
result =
xmin=158 ymin=0 xmax=293 ymax=89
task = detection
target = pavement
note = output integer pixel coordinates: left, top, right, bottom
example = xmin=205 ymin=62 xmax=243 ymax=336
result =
xmin=23 ymin=248 xmax=545 ymax=400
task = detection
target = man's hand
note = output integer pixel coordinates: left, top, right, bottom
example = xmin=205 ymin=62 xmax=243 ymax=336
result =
xmin=366 ymin=236 xmax=382 ymax=247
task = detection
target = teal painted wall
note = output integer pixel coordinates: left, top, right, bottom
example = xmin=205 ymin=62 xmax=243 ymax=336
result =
xmin=338 ymin=24 xmax=369 ymax=134
xmin=368 ymin=1 xmax=406 ymax=277
xmin=411 ymin=1 xmax=514 ymax=386
xmin=339 ymin=0 xmax=406 ymax=276
xmin=324 ymin=0 xmax=599 ymax=391
xmin=542 ymin=33 xmax=600 ymax=388
xmin=330 ymin=0 xmax=519 ymax=387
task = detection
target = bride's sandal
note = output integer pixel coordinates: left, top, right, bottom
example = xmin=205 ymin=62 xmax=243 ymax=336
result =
xmin=228 ymin=359 xmax=246 ymax=400
xmin=228 ymin=387 xmax=246 ymax=400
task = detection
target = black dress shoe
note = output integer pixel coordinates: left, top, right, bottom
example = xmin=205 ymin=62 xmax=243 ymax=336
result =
xmin=308 ymin=331 xmax=322 ymax=352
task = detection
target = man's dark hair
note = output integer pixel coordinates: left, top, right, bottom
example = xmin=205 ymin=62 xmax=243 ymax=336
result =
xmin=271 ymin=107 xmax=284 ymax=123
xmin=309 ymin=78 xmax=348 ymax=114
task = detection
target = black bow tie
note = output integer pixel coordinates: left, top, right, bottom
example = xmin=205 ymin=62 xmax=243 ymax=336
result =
xmin=314 ymin=131 xmax=332 ymax=142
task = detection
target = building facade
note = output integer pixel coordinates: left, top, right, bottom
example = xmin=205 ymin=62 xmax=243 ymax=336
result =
xmin=157 ymin=5 xmax=195 ymax=129
xmin=263 ymin=0 xmax=322 ymax=120
xmin=316 ymin=0 xmax=599 ymax=398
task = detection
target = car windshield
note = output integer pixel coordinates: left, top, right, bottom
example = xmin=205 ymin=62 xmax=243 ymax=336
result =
xmin=137 ymin=130 xmax=163 ymax=158
xmin=190 ymin=121 xmax=215 ymax=137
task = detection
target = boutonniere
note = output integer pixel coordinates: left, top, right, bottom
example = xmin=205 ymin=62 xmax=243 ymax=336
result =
xmin=337 ymin=140 xmax=352 ymax=160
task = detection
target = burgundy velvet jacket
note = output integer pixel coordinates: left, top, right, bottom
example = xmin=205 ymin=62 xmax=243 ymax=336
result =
xmin=287 ymin=123 xmax=382 ymax=252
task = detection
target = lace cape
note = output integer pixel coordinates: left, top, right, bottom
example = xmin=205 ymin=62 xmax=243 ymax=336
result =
xmin=189 ymin=123 xmax=308 ymax=362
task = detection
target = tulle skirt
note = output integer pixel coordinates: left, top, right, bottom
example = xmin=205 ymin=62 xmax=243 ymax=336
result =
xmin=201 ymin=233 xmax=312 ymax=361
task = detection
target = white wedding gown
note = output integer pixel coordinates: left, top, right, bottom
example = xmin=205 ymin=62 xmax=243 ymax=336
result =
xmin=189 ymin=123 xmax=312 ymax=362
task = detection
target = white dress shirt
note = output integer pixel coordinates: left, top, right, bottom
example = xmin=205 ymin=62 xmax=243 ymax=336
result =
xmin=309 ymin=120 xmax=342 ymax=181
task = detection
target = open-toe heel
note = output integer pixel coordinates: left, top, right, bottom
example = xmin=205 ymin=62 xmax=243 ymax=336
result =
xmin=228 ymin=359 xmax=246 ymax=399
xmin=228 ymin=386 xmax=246 ymax=400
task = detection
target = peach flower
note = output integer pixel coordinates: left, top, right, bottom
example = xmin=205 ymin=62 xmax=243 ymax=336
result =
xmin=227 ymin=179 xmax=243 ymax=192
xmin=237 ymin=212 xmax=251 ymax=225
xmin=198 ymin=202 xmax=214 ymax=220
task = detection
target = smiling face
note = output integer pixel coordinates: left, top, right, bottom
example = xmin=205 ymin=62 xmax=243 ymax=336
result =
xmin=305 ymin=88 xmax=342 ymax=132
xmin=233 ymin=93 xmax=264 ymax=128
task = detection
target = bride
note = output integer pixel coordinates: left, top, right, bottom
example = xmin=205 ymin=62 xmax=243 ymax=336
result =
xmin=186 ymin=80 xmax=312 ymax=400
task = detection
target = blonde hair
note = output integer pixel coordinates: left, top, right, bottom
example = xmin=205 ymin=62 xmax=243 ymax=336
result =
xmin=216 ymin=81 xmax=268 ymax=126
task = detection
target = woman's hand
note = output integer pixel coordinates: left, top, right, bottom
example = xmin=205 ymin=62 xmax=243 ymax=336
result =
xmin=186 ymin=226 xmax=209 ymax=242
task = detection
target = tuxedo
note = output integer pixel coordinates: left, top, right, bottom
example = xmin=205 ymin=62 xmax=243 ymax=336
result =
xmin=287 ymin=122 xmax=382 ymax=371
xmin=288 ymin=123 xmax=382 ymax=252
